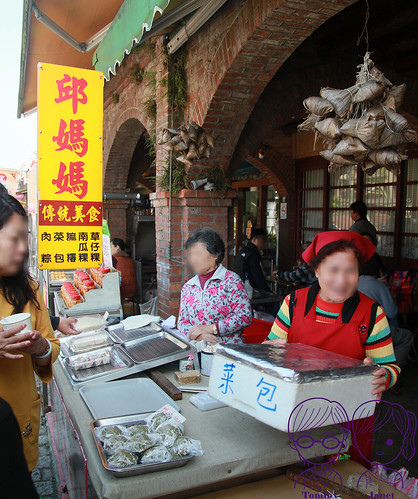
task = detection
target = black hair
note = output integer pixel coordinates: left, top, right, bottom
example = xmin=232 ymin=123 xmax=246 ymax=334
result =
xmin=0 ymin=183 xmax=8 ymax=194
xmin=361 ymin=254 xmax=382 ymax=277
xmin=0 ymin=193 xmax=39 ymax=313
xmin=310 ymin=239 xmax=362 ymax=271
xmin=111 ymin=238 xmax=126 ymax=251
xmin=185 ymin=228 xmax=225 ymax=264
xmin=250 ymin=228 xmax=267 ymax=240
xmin=350 ymin=201 xmax=367 ymax=219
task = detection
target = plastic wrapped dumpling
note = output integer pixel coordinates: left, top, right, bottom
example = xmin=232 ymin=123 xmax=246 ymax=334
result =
xmin=141 ymin=445 xmax=172 ymax=464
xmin=147 ymin=411 xmax=171 ymax=431
xmin=125 ymin=434 xmax=160 ymax=454
xmin=103 ymin=435 xmax=128 ymax=453
xmin=108 ymin=449 xmax=138 ymax=468
xmin=156 ymin=423 xmax=184 ymax=447
xmin=125 ymin=424 xmax=149 ymax=439
xmin=170 ymin=436 xmax=204 ymax=458
xmin=96 ymin=425 xmax=124 ymax=441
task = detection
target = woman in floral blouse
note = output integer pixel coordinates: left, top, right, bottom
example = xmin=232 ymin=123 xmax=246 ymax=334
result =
xmin=178 ymin=229 xmax=252 ymax=345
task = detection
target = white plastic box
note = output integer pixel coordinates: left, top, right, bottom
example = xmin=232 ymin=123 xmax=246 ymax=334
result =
xmin=208 ymin=343 xmax=377 ymax=432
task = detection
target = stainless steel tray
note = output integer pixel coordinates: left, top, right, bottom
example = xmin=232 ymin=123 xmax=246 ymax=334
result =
xmin=59 ymin=331 xmax=113 ymax=358
xmin=107 ymin=323 xmax=162 ymax=343
xmin=91 ymin=413 xmax=192 ymax=477
xmin=121 ymin=331 xmax=189 ymax=364
xmin=63 ymin=346 xmax=133 ymax=382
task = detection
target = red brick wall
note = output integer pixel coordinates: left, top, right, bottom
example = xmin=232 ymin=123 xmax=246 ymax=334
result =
xmin=101 ymin=0 xmax=358 ymax=313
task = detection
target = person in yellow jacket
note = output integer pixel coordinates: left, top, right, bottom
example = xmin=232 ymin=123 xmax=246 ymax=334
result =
xmin=0 ymin=193 xmax=60 ymax=471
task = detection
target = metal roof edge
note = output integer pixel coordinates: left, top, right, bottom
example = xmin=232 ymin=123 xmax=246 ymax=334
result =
xmin=17 ymin=0 xmax=33 ymax=119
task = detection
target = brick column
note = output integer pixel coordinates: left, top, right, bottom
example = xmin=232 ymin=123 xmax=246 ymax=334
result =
xmin=103 ymin=199 xmax=129 ymax=240
xmin=150 ymin=189 xmax=236 ymax=318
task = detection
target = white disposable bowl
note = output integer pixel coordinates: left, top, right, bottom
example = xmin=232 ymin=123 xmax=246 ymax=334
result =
xmin=0 ymin=313 xmax=32 ymax=335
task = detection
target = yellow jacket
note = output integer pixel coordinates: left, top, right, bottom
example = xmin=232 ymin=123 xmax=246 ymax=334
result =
xmin=0 ymin=286 xmax=60 ymax=471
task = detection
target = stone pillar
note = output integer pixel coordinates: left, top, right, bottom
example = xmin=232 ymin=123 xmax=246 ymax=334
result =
xmin=150 ymin=189 xmax=236 ymax=318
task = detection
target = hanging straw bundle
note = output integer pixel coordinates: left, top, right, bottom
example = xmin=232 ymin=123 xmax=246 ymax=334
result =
xmin=314 ymin=118 xmax=342 ymax=140
xmin=298 ymin=53 xmax=415 ymax=176
xmin=303 ymin=96 xmax=334 ymax=117
xmin=320 ymin=87 xmax=354 ymax=117
xmin=339 ymin=116 xmax=385 ymax=149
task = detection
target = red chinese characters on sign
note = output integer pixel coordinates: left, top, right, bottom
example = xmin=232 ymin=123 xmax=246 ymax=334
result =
xmin=38 ymin=200 xmax=102 ymax=226
xmin=52 ymin=161 xmax=88 ymax=199
xmin=55 ymin=74 xmax=88 ymax=114
xmin=52 ymin=119 xmax=88 ymax=157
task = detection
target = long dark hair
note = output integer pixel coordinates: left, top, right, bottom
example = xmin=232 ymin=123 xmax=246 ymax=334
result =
xmin=0 ymin=193 xmax=39 ymax=313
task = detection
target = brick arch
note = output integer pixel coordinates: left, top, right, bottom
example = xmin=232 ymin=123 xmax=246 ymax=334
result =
xmin=103 ymin=117 xmax=146 ymax=192
xmin=185 ymin=0 xmax=356 ymax=172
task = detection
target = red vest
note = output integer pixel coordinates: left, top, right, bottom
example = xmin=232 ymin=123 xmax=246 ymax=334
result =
xmin=114 ymin=255 xmax=137 ymax=300
xmin=287 ymin=285 xmax=378 ymax=360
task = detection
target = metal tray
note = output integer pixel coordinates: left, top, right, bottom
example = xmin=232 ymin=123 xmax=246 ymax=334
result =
xmin=91 ymin=413 xmax=192 ymax=477
xmin=121 ymin=331 xmax=189 ymax=364
xmin=107 ymin=323 xmax=162 ymax=343
xmin=80 ymin=378 xmax=180 ymax=419
xmin=59 ymin=331 xmax=113 ymax=358
xmin=63 ymin=346 xmax=133 ymax=382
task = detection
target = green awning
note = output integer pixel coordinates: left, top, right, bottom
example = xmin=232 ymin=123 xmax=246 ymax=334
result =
xmin=93 ymin=0 xmax=170 ymax=80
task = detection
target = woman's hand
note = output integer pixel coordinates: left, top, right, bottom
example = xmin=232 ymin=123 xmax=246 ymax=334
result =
xmin=262 ymin=338 xmax=287 ymax=346
xmin=363 ymin=357 xmax=387 ymax=401
xmin=0 ymin=325 xmax=33 ymax=360
xmin=189 ymin=325 xmax=214 ymax=340
xmin=58 ymin=317 xmax=78 ymax=335
xmin=189 ymin=325 xmax=218 ymax=345
xmin=18 ymin=330 xmax=49 ymax=357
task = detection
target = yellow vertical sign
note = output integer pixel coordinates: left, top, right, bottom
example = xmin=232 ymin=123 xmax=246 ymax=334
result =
xmin=37 ymin=63 xmax=103 ymax=269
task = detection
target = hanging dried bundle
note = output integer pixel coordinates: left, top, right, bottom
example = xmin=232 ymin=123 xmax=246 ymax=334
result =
xmin=352 ymin=80 xmax=385 ymax=104
xmin=320 ymin=149 xmax=357 ymax=166
xmin=298 ymin=53 xmax=415 ymax=176
xmin=333 ymin=136 xmax=369 ymax=161
xmin=328 ymin=162 xmax=340 ymax=173
xmin=320 ymin=87 xmax=354 ymax=117
xmin=303 ymin=96 xmax=333 ymax=117
xmin=339 ymin=116 xmax=385 ymax=149
xmin=387 ymin=84 xmax=406 ymax=109
xmin=384 ymin=108 xmax=410 ymax=133
xmin=368 ymin=148 xmax=407 ymax=168
xmin=314 ymin=118 xmax=342 ymax=140
xmin=378 ymin=127 xmax=417 ymax=148
xmin=362 ymin=160 xmax=381 ymax=176
xmin=297 ymin=114 xmax=322 ymax=132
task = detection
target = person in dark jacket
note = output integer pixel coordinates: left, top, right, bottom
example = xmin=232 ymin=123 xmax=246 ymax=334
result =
xmin=234 ymin=228 xmax=270 ymax=292
xmin=111 ymin=238 xmax=137 ymax=300
xmin=349 ymin=201 xmax=378 ymax=246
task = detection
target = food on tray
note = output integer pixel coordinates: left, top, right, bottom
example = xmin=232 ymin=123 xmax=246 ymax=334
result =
xmin=73 ymin=270 xmax=90 ymax=290
xmin=125 ymin=424 xmax=149 ymax=438
xmin=107 ymin=449 xmax=138 ymax=468
xmin=68 ymin=331 xmax=109 ymax=353
xmin=170 ymin=436 xmax=203 ymax=458
xmin=156 ymin=423 xmax=184 ymax=447
xmin=147 ymin=411 xmax=171 ymax=431
xmin=90 ymin=266 xmax=111 ymax=286
xmin=79 ymin=279 xmax=95 ymax=298
xmin=67 ymin=348 xmax=112 ymax=370
xmin=125 ymin=434 xmax=157 ymax=454
xmin=73 ymin=315 xmax=106 ymax=333
xmin=140 ymin=445 xmax=172 ymax=464
xmin=61 ymin=282 xmax=82 ymax=309
xmin=103 ymin=435 xmax=128 ymax=453
xmin=97 ymin=425 xmax=124 ymax=439
xmin=50 ymin=271 xmax=68 ymax=281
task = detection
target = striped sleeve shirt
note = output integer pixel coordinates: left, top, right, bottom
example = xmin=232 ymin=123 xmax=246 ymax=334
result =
xmin=268 ymin=294 xmax=400 ymax=389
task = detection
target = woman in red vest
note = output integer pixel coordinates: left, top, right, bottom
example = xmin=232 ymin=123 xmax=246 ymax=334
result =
xmin=111 ymin=238 xmax=137 ymax=300
xmin=265 ymin=231 xmax=400 ymax=466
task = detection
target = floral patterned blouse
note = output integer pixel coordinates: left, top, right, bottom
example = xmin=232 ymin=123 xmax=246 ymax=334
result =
xmin=177 ymin=265 xmax=252 ymax=344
